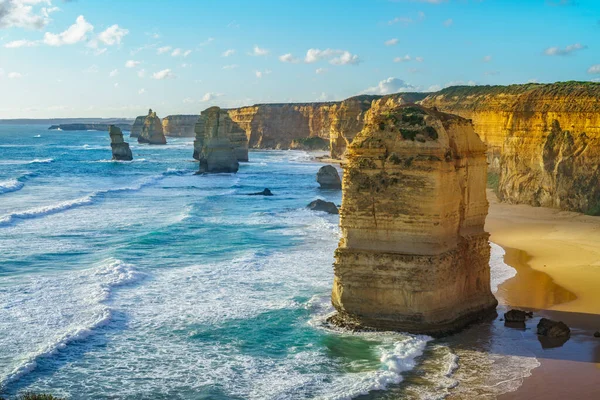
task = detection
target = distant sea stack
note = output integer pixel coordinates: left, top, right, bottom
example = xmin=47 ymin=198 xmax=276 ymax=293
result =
xmin=316 ymin=165 xmax=342 ymax=189
xmin=109 ymin=125 xmax=133 ymax=161
xmin=138 ymin=109 xmax=167 ymax=145
xmin=130 ymin=116 xmax=145 ymax=138
xmin=194 ymin=107 xmax=239 ymax=174
xmin=162 ymin=115 xmax=199 ymax=137
xmin=420 ymin=82 xmax=600 ymax=214
xmin=330 ymin=104 xmax=497 ymax=335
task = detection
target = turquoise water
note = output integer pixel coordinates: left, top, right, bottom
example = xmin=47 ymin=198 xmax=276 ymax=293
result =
xmin=0 ymin=126 xmax=538 ymax=399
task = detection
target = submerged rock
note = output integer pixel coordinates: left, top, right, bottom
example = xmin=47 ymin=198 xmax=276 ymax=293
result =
xmin=537 ymin=318 xmax=570 ymax=338
xmin=504 ymin=309 xmax=533 ymax=323
xmin=194 ymin=107 xmax=239 ymax=174
xmin=316 ymin=165 xmax=342 ymax=189
xmin=109 ymin=125 xmax=133 ymax=161
xmin=247 ymin=188 xmax=273 ymax=196
xmin=138 ymin=109 xmax=167 ymax=145
xmin=331 ymin=104 xmax=498 ymax=336
xmin=307 ymin=199 xmax=339 ymax=214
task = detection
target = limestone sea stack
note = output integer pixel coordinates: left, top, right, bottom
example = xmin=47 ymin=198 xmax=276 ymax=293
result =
xmin=109 ymin=125 xmax=133 ymax=161
xmin=138 ymin=109 xmax=167 ymax=145
xmin=317 ymin=165 xmax=342 ymax=189
xmin=130 ymin=115 xmax=145 ymax=138
xmin=331 ymin=104 xmax=498 ymax=335
xmin=194 ymin=107 xmax=239 ymax=174
xmin=193 ymin=111 xmax=248 ymax=162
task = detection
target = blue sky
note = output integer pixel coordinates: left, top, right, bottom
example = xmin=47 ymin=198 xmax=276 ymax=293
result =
xmin=0 ymin=0 xmax=599 ymax=118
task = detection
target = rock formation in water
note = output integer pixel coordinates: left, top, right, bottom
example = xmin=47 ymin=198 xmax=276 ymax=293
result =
xmin=108 ymin=125 xmax=133 ymax=161
xmin=307 ymin=199 xmax=338 ymax=214
xmin=330 ymin=104 xmax=497 ymax=335
xmin=138 ymin=109 xmax=167 ymax=145
xmin=130 ymin=116 xmax=145 ymax=138
xmin=49 ymin=123 xmax=133 ymax=132
xmin=194 ymin=107 xmax=239 ymax=174
xmin=247 ymin=188 xmax=273 ymax=196
xmin=420 ymin=82 xmax=600 ymax=214
xmin=194 ymin=112 xmax=248 ymax=162
xmin=316 ymin=165 xmax=342 ymax=189
xmin=162 ymin=115 xmax=199 ymax=137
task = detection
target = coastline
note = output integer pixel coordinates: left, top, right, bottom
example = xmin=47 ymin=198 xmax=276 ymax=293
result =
xmin=486 ymin=190 xmax=600 ymax=399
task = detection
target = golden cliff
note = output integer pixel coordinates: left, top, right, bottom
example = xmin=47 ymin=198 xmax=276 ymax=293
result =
xmin=162 ymin=115 xmax=199 ymax=137
xmin=421 ymin=82 xmax=600 ymax=214
xmin=331 ymin=104 xmax=497 ymax=335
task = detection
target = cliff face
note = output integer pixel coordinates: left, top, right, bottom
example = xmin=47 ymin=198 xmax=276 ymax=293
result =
xmin=194 ymin=107 xmax=239 ymax=174
xmin=226 ymin=93 xmax=428 ymax=157
xmin=138 ymin=109 xmax=167 ymax=145
xmin=421 ymin=83 xmax=600 ymax=213
xmin=108 ymin=125 xmax=133 ymax=161
xmin=194 ymin=110 xmax=248 ymax=162
xmin=331 ymin=105 xmax=497 ymax=335
xmin=130 ymin=116 xmax=144 ymax=138
xmin=162 ymin=115 xmax=199 ymax=137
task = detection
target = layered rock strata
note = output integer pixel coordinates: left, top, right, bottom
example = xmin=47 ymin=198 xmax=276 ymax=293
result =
xmin=162 ymin=115 xmax=199 ymax=137
xmin=130 ymin=116 xmax=145 ymax=138
xmin=420 ymin=82 xmax=600 ymax=213
xmin=194 ymin=107 xmax=239 ymax=174
xmin=138 ymin=109 xmax=167 ymax=145
xmin=331 ymin=104 xmax=497 ymax=335
xmin=108 ymin=125 xmax=133 ymax=161
xmin=194 ymin=111 xmax=248 ymax=162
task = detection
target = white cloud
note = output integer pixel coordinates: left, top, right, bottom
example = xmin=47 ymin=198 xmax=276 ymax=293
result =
xmin=363 ymin=77 xmax=418 ymax=95
xmin=137 ymin=69 xmax=146 ymax=78
xmin=114 ymin=82 xmax=119 ymax=88
xmin=199 ymin=37 xmax=214 ymax=46
xmin=8 ymin=72 xmax=22 ymax=79
xmin=152 ymin=69 xmax=175 ymax=80
xmin=222 ymin=64 xmax=239 ymax=70
xmin=4 ymin=39 xmax=38 ymax=48
xmin=125 ymin=60 xmax=140 ymax=68
xmin=544 ymin=43 xmax=587 ymax=56
xmin=394 ymin=55 xmax=412 ymax=63
xmin=0 ymin=0 xmax=53 ymax=29
xmin=250 ymin=45 xmax=269 ymax=56
xmin=255 ymin=69 xmax=272 ymax=78
xmin=157 ymin=46 xmax=172 ymax=55
xmin=181 ymin=63 xmax=191 ymax=68
xmin=316 ymin=67 xmax=328 ymax=74
xmin=385 ymin=38 xmax=399 ymax=46
xmin=98 ymin=24 xmax=128 ymax=46
xmin=443 ymin=18 xmax=453 ymax=27
xmin=428 ymin=84 xmax=442 ymax=92
xmin=279 ymin=53 xmax=300 ymax=63
xmin=388 ymin=17 xmax=413 ymax=26
xmin=43 ymin=15 xmax=93 ymax=46
xmin=305 ymin=48 xmax=360 ymax=65
xmin=222 ymin=49 xmax=235 ymax=57
xmin=316 ymin=92 xmax=333 ymax=101
xmin=483 ymin=55 xmax=492 ymax=62
xmin=171 ymin=48 xmax=191 ymax=57
xmin=183 ymin=98 xmax=195 ymax=104
xmin=201 ymin=92 xmax=223 ymax=102
xmin=588 ymin=65 xmax=600 ymax=74
xmin=93 ymin=47 xmax=107 ymax=56
xmin=138 ymin=88 xmax=146 ymax=95
xmin=109 ymin=69 xmax=118 ymax=78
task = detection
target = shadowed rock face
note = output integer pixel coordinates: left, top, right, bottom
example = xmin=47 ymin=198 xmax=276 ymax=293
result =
xmin=162 ymin=115 xmax=199 ymax=137
xmin=109 ymin=125 xmax=133 ymax=161
xmin=138 ymin=109 xmax=167 ymax=145
xmin=130 ymin=116 xmax=145 ymax=138
xmin=331 ymin=104 xmax=497 ymax=335
xmin=194 ymin=107 xmax=239 ymax=174
xmin=316 ymin=165 xmax=342 ymax=189
xmin=193 ymin=112 xmax=248 ymax=162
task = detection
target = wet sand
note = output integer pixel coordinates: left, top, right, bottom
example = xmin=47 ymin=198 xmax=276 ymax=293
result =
xmin=486 ymin=191 xmax=600 ymax=399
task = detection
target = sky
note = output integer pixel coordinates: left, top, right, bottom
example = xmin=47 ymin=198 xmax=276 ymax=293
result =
xmin=0 ymin=0 xmax=599 ymax=118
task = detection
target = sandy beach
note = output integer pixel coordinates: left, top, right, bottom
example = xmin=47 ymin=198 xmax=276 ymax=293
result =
xmin=486 ymin=191 xmax=600 ymax=399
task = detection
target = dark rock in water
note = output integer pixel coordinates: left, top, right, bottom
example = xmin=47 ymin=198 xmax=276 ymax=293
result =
xmin=307 ymin=199 xmax=339 ymax=214
xmin=594 ymin=331 xmax=600 ymax=338
xmin=537 ymin=318 xmax=570 ymax=338
xmin=317 ymin=165 xmax=342 ymax=189
xmin=108 ymin=125 xmax=133 ymax=161
xmin=504 ymin=309 xmax=533 ymax=323
xmin=247 ymin=188 xmax=273 ymax=196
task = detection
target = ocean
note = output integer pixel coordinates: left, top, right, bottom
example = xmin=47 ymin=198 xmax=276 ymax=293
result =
xmin=0 ymin=126 xmax=539 ymax=399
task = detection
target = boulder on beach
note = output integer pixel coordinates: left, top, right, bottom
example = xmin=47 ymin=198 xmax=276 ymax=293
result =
xmin=247 ymin=188 xmax=273 ymax=196
xmin=504 ymin=309 xmax=533 ymax=323
xmin=316 ymin=165 xmax=342 ymax=189
xmin=109 ymin=125 xmax=133 ymax=161
xmin=307 ymin=199 xmax=339 ymax=214
xmin=537 ymin=318 xmax=570 ymax=338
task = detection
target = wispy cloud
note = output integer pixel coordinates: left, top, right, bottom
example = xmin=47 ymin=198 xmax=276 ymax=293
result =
xmin=443 ymin=18 xmax=453 ymax=27
xmin=255 ymin=70 xmax=272 ymax=78
xmin=8 ymin=72 xmax=23 ymax=79
xmin=222 ymin=64 xmax=239 ymax=70
xmin=199 ymin=37 xmax=214 ymax=46
xmin=157 ymin=46 xmax=172 ymax=55
xmin=316 ymin=68 xmax=328 ymax=74
xmin=152 ymin=69 xmax=175 ymax=80
xmin=4 ymin=39 xmax=38 ymax=48
xmin=222 ymin=49 xmax=236 ymax=57
xmin=202 ymin=92 xmax=224 ymax=102
xmin=483 ymin=55 xmax=492 ymax=62
xmin=250 ymin=45 xmax=269 ymax=56
xmin=544 ymin=43 xmax=587 ymax=56
xmin=109 ymin=69 xmax=118 ymax=78
xmin=385 ymin=38 xmax=399 ymax=46
xmin=125 ymin=60 xmax=140 ymax=68
xmin=171 ymin=48 xmax=192 ymax=57
xmin=305 ymin=48 xmax=360 ymax=65
xmin=279 ymin=53 xmax=300 ymax=63
xmin=588 ymin=65 xmax=600 ymax=74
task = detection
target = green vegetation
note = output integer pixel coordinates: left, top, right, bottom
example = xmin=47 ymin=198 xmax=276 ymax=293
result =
xmin=487 ymin=172 xmax=500 ymax=194
xmin=436 ymin=81 xmax=600 ymax=98
xmin=0 ymin=394 xmax=64 ymax=400
xmin=290 ymin=136 xmax=330 ymax=150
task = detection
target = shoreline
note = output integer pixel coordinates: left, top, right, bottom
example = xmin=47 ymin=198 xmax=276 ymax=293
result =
xmin=486 ymin=191 xmax=600 ymax=399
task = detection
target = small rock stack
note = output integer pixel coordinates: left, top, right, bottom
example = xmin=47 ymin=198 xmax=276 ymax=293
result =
xmin=138 ymin=109 xmax=167 ymax=145
xmin=317 ymin=165 xmax=342 ymax=189
xmin=109 ymin=125 xmax=133 ymax=161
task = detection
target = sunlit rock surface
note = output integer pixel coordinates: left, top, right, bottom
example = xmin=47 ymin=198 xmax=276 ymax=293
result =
xmin=108 ymin=125 xmax=133 ymax=161
xmin=138 ymin=109 xmax=167 ymax=145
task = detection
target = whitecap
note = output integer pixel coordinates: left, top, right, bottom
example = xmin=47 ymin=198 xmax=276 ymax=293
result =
xmin=0 ymin=179 xmax=25 ymax=195
xmin=490 ymin=242 xmax=517 ymax=293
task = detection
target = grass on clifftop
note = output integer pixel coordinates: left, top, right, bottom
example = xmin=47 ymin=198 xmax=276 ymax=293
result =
xmin=0 ymin=394 xmax=64 ymax=400
xmin=435 ymin=81 xmax=600 ymax=98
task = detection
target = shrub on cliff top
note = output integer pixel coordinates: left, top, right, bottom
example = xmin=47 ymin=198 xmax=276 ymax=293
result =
xmin=0 ymin=394 xmax=65 ymax=400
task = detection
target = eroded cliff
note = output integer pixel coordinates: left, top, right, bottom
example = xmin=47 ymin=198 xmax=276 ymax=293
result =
xmin=331 ymin=104 xmax=497 ymax=335
xmin=194 ymin=107 xmax=239 ymax=174
xmin=162 ymin=115 xmax=199 ymax=137
xmin=138 ymin=109 xmax=167 ymax=145
xmin=130 ymin=116 xmax=144 ymax=138
xmin=421 ymin=82 xmax=600 ymax=213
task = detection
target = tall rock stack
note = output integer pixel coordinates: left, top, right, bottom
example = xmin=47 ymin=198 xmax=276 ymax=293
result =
xmin=194 ymin=107 xmax=239 ymax=174
xmin=228 ymin=120 xmax=249 ymax=162
xmin=130 ymin=116 xmax=145 ymax=138
xmin=109 ymin=125 xmax=133 ymax=161
xmin=331 ymin=104 xmax=497 ymax=335
xmin=138 ymin=109 xmax=167 ymax=145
